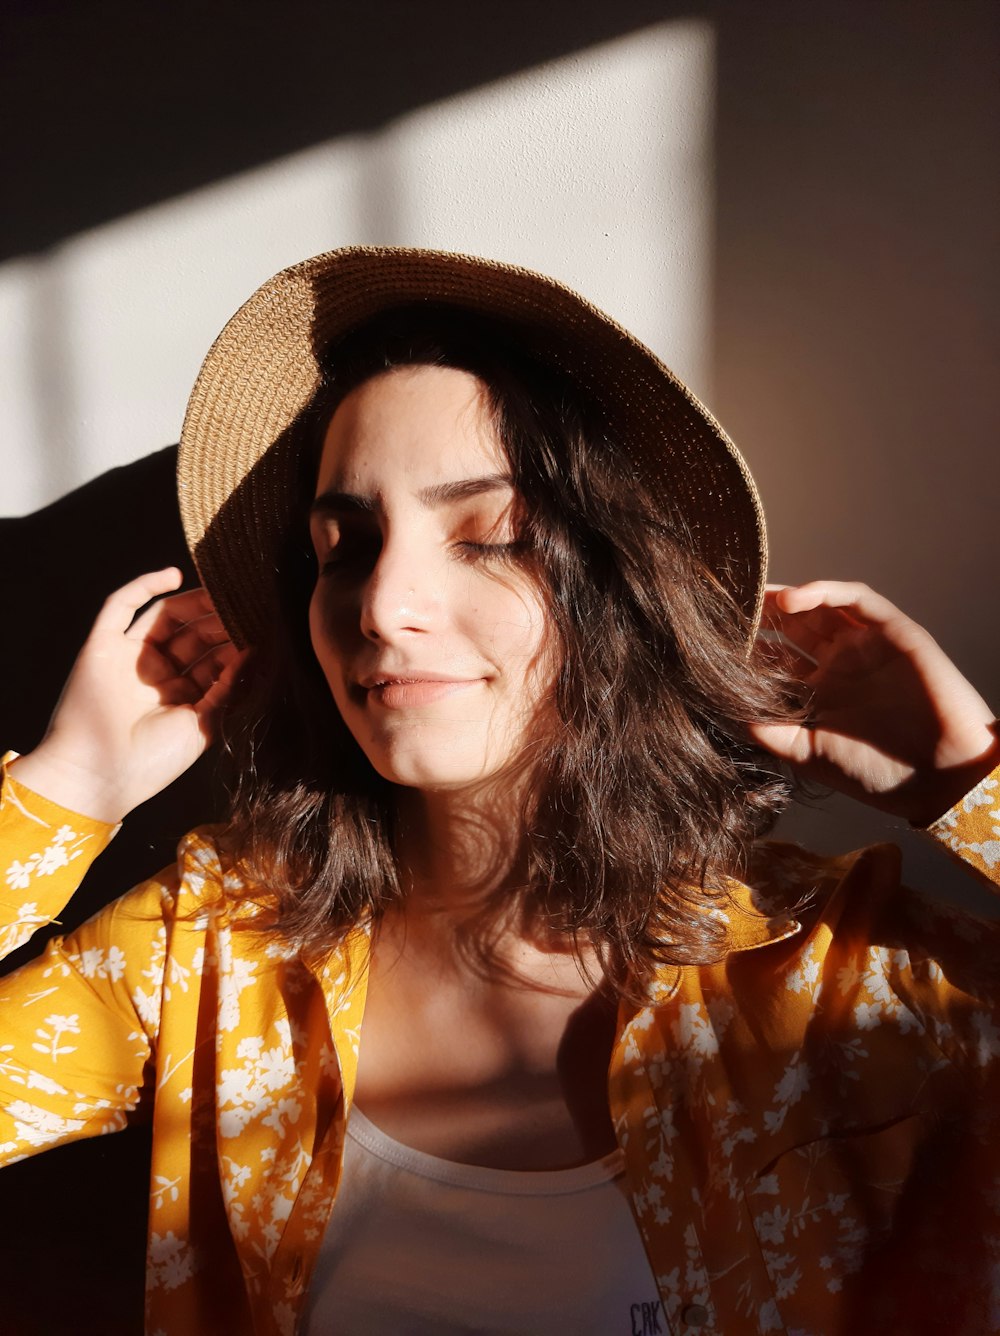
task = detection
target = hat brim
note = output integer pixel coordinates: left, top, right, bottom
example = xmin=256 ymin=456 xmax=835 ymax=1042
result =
xmin=177 ymin=246 xmax=767 ymax=649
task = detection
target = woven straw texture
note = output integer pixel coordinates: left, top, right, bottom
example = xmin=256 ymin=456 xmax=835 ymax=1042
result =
xmin=177 ymin=247 xmax=767 ymax=648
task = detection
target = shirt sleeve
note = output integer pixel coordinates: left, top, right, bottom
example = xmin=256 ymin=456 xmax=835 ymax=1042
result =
xmin=0 ymin=756 xmax=178 ymax=1166
xmin=922 ymin=762 xmax=1000 ymax=889
xmin=802 ymin=763 xmax=1000 ymax=1090
xmin=0 ymin=752 xmax=120 ymax=961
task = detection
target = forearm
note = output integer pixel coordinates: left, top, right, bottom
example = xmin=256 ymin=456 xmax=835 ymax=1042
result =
xmin=906 ymin=723 xmax=1000 ymax=829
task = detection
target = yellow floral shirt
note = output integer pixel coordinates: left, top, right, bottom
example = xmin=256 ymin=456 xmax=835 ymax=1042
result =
xmin=2 ymin=756 xmax=1000 ymax=1336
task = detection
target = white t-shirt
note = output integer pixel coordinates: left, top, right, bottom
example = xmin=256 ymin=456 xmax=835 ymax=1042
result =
xmin=304 ymin=1105 xmax=665 ymax=1334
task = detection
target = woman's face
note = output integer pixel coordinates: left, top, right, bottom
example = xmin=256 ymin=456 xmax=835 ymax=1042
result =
xmin=308 ymin=364 xmax=556 ymax=793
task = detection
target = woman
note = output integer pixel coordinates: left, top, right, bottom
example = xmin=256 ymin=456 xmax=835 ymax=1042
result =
xmin=2 ymin=248 xmax=998 ymax=1335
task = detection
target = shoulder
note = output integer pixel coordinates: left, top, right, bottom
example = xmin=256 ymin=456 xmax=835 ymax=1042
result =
xmin=154 ymin=824 xmax=268 ymax=926
xmin=169 ymin=823 xmax=230 ymax=905
xmin=747 ymin=837 xmax=873 ymax=908
xmin=52 ymin=825 xmax=272 ymax=1022
xmin=728 ymin=833 xmax=1000 ymax=1024
xmin=711 ymin=838 xmax=893 ymax=954
xmin=82 ymin=824 xmax=255 ymax=947
xmin=717 ymin=828 xmax=996 ymax=967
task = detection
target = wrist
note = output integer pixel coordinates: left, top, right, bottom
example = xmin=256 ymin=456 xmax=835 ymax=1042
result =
xmin=9 ymin=747 xmax=132 ymax=825
xmin=907 ymin=726 xmax=1000 ymax=828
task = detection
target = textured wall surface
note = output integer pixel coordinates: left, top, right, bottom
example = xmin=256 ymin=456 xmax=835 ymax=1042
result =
xmin=1 ymin=20 xmax=714 ymax=516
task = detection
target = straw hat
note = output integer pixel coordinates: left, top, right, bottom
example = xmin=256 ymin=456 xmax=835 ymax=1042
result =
xmin=177 ymin=246 xmax=767 ymax=649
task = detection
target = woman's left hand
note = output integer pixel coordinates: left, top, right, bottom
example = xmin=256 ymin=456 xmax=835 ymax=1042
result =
xmin=748 ymin=580 xmax=1000 ymax=826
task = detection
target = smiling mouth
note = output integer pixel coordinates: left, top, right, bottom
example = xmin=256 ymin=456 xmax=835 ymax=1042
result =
xmin=364 ymin=678 xmax=482 ymax=708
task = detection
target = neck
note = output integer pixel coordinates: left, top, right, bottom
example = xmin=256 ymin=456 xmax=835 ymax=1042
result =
xmin=386 ymin=778 xmax=606 ymax=994
xmin=393 ymin=779 xmax=527 ymax=922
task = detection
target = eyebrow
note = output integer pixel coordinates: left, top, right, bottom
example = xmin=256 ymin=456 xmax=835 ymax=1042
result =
xmin=310 ymin=472 xmax=513 ymax=517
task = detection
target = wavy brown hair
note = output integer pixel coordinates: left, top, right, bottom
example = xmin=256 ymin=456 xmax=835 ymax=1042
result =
xmin=220 ymin=305 xmax=810 ymax=998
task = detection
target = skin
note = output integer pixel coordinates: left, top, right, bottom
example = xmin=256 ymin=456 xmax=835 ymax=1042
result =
xmin=12 ymin=575 xmax=243 ymax=823
xmin=13 ymin=366 xmax=1000 ymax=1168
xmin=751 ymin=581 xmax=1000 ymax=827
xmin=309 ymin=367 xmax=615 ymax=1166
xmin=308 ymin=365 xmax=556 ymax=820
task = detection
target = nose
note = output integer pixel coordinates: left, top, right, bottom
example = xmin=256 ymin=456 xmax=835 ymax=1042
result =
xmin=360 ymin=534 xmax=438 ymax=642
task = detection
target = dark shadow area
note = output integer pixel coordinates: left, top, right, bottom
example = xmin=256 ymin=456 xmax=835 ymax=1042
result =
xmin=0 ymin=444 xmax=225 ymax=960
xmin=0 ymin=447 xmax=222 ymax=1336
xmin=0 ymin=1131 xmax=151 ymax=1336
xmin=4 ymin=0 xmax=675 ymax=260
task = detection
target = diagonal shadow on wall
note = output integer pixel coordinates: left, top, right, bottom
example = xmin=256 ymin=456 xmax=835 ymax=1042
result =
xmin=3 ymin=0 xmax=677 ymax=260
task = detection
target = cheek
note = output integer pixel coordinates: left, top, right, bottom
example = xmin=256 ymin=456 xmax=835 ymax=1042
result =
xmin=469 ymin=582 xmax=556 ymax=695
xmin=307 ymin=591 xmax=328 ymax=667
xmin=516 ymin=586 xmax=562 ymax=707
xmin=308 ymin=588 xmax=350 ymax=684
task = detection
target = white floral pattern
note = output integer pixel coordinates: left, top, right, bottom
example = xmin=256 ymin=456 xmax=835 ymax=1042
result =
xmin=3 ymin=756 xmax=1000 ymax=1333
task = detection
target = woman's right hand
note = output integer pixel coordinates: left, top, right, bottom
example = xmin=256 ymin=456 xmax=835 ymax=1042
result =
xmin=10 ymin=568 xmax=246 ymax=824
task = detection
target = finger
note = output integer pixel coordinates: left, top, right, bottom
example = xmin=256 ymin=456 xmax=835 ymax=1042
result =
xmin=766 ymin=582 xmax=938 ymax=665
xmin=159 ymin=614 xmax=232 ymax=674
xmin=133 ymin=623 xmax=228 ymax=690
xmin=771 ymin=581 xmax=906 ymax=627
xmin=183 ymin=639 xmax=242 ymax=694
xmin=154 ymin=644 xmax=244 ymax=706
xmin=746 ymin=719 xmax=817 ymax=766
xmin=763 ymin=584 xmax=866 ymax=628
xmin=125 ymin=587 xmax=220 ymax=643
xmin=194 ymin=647 xmax=251 ymax=732
xmin=761 ymin=602 xmax=855 ymax=656
xmin=91 ymin=568 xmax=185 ymax=636
xmin=154 ymin=674 xmax=205 ymax=707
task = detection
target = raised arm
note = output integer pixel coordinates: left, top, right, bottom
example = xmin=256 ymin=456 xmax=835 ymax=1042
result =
xmin=0 ymin=766 xmax=195 ymax=1166
xmin=2 ymin=568 xmax=243 ymax=961
xmin=0 ymin=569 xmax=243 ymax=1163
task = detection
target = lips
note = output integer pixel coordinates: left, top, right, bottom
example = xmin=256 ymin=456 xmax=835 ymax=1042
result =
xmin=355 ymin=668 xmax=483 ymax=710
xmin=363 ymin=676 xmax=482 ymax=709
xmin=358 ymin=670 xmax=475 ymax=689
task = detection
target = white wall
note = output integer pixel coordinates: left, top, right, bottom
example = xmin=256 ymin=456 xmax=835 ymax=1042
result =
xmin=0 ymin=20 xmax=714 ymax=516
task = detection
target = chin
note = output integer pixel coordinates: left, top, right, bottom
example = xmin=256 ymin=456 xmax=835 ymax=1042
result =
xmin=346 ymin=729 xmax=503 ymax=792
xmin=367 ymin=753 xmax=499 ymax=793
xmin=337 ymin=701 xmax=536 ymax=796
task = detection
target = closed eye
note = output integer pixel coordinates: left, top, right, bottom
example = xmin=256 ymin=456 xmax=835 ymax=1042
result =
xmin=317 ymin=531 xmax=381 ymax=575
xmin=455 ymin=540 xmax=528 ymax=563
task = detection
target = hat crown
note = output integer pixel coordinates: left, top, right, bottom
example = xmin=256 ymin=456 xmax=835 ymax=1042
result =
xmin=177 ymin=246 xmax=766 ymax=649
